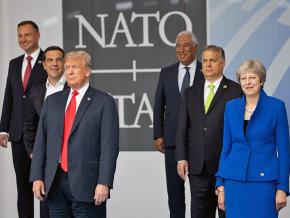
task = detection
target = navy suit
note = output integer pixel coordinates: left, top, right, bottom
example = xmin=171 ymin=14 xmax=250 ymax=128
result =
xmin=23 ymin=82 xmax=67 ymax=218
xmin=0 ymin=51 xmax=47 ymax=218
xmin=176 ymin=76 xmax=242 ymax=218
xmin=153 ymin=61 xmax=203 ymax=218
xmin=30 ymin=86 xmax=119 ymax=217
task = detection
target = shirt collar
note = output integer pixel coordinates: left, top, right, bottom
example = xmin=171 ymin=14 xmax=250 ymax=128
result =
xmin=69 ymin=82 xmax=89 ymax=96
xmin=205 ymin=75 xmax=223 ymax=88
xmin=178 ymin=59 xmax=197 ymax=70
xmin=24 ymin=47 xmax=41 ymax=61
xmin=46 ymin=74 xmax=66 ymax=89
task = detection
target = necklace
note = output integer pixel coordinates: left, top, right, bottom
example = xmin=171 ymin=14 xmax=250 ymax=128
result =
xmin=245 ymin=107 xmax=254 ymax=114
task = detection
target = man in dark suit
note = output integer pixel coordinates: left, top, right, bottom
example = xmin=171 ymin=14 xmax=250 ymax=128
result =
xmin=30 ymin=51 xmax=119 ymax=218
xmin=153 ymin=31 xmax=203 ymax=218
xmin=0 ymin=20 xmax=47 ymax=218
xmin=23 ymin=46 xmax=66 ymax=218
xmin=176 ymin=45 xmax=243 ymax=218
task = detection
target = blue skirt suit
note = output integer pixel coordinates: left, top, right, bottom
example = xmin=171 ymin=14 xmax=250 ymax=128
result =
xmin=216 ymin=90 xmax=290 ymax=218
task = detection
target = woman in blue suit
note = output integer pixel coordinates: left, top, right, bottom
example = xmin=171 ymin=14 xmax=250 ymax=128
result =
xmin=215 ymin=60 xmax=289 ymax=218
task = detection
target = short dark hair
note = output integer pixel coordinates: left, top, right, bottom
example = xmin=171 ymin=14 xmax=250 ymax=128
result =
xmin=203 ymin=45 xmax=225 ymax=60
xmin=18 ymin=20 xmax=39 ymax=31
xmin=43 ymin=46 xmax=65 ymax=61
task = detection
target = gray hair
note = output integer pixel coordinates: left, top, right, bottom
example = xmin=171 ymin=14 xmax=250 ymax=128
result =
xmin=176 ymin=31 xmax=199 ymax=45
xmin=236 ymin=59 xmax=266 ymax=83
xmin=64 ymin=50 xmax=91 ymax=69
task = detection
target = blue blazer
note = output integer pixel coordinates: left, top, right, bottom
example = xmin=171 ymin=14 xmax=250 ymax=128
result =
xmin=216 ymin=89 xmax=290 ymax=194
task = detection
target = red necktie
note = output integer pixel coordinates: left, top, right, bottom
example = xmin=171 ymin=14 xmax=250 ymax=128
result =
xmin=23 ymin=55 xmax=33 ymax=90
xmin=61 ymin=90 xmax=79 ymax=172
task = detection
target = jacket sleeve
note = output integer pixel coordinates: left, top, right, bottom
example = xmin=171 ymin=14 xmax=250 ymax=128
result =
xmin=153 ymin=69 xmax=165 ymax=139
xmin=275 ymin=102 xmax=290 ymax=194
xmin=98 ymin=96 xmax=119 ymax=188
xmin=29 ymin=98 xmax=48 ymax=182
xmin=216 ymin=103 xmax=233 ymax=187
xmin=23 ymin=92 xmax=39 ymax=156
xmin=0 ymin=62 xmax=13 ymax=132
xmin=175 ymin=89 xmax=189 ymax=161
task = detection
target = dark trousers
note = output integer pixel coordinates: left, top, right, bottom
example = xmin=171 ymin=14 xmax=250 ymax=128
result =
xmin=165 ymin=147 xmax=185 ymax=218
xmin=40 ymin=200 xmax=50 ymax=218
xmin=11 ymin=141 xmax=34 ymax=218
xmin=188 ymin=165 xmax=225 ymax=218
xmin=47 ymin=167 xmax=106 ymax=218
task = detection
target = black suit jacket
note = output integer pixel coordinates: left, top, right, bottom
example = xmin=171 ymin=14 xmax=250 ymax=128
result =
xmin=153 ymin=61 xmax=203 ymax=148
xmin=23 ymin=82 xmax=68 ymax=155
xmin=0 ymin=51 xmax=47 ymax=142
xmin=176 ymin=76 xmax=243 ymax=174
xmin=30 ymin=86 xmax=119 ymax=202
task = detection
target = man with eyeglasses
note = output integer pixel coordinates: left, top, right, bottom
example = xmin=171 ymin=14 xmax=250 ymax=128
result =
xmin=23 ymin=46 xmax=66 ymax=218
xmin=153 ymin=31 xmax=203 ymax=218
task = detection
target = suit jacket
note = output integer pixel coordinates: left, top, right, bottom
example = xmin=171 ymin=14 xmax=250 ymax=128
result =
xmin=176 ymin=76 xmax=243 ymax=174
xmin=216 ymin=89 xmax=290 ymax=194
xmin=153 ymin=61 xmax=203 ymax=148
xmin=23 ymin=82 xmax=68 ymax=155
xmin=0 ymin=51 xmax=47 ymax=142
xmin=30 ymin=86 xmax=119 ymax=202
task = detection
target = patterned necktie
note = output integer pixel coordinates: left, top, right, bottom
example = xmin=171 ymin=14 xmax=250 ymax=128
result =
xmin=23 ymin=55 xmax=33 ymax=90
xmin=181 ymin=66 xmax=190 ymax=98
xmin=204 ymin=83 xmax=215 ymax=114
xmin=61 ymin=90 xmax=79 ymax=172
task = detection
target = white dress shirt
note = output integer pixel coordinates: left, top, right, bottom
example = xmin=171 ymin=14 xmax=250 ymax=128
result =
xmin=21 ymin=48 xmax=41 ymax=81
xmin=65 ymin=82 xmax=89 ymax=112
xmin=178 ymin=59 xmax=197 ymax=92
xmin=45 ymin=74 xmax=66 ymax=99
xmin=203 ymin=76 xmax=223 ymax=103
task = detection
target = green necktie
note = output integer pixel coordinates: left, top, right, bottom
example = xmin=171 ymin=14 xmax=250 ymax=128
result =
xmin=204 ymin=83 xmax=215 ymax=114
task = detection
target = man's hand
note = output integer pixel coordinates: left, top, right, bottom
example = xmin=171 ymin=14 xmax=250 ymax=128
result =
xmin=177 ymin=160 xmax=188 ymax=181
xmin=0 ymin=134 xmax=8 ymax=148
xmin=276 ymin=189 xmax=287 ymax=211
xmin=94 ymin=184 xmax=109 ymax=206
xmin=154 ymin=137 xmax=165 ymax=153
xmin=32 ymin=180 xmax=45 ymax=201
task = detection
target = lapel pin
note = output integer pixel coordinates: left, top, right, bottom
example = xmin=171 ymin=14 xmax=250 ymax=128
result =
xmin=87 ymin=97 xmax=91 ymax=101
xmin=37 ymin=60 xmax=42 ymax=64
xmin=223 ymin=85 xmax=227 ymax=89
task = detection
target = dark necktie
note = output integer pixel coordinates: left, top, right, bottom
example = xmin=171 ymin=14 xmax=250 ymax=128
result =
xmin=61 ymin=90 xmax=79 ymax=172
xmin=23 ymin=55 xmax=32 ymax=90
xmin=181 ymin=66 xmax=190 ymax=98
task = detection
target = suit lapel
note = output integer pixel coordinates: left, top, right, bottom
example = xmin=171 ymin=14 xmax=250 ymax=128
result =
xmin=171 ymin=63 xmax=181 ymax=98
xmin=70 ymin=87 xmax=94 ymax=136
xmin=16 ymin=56 xmax=25 ymax=92
xmin=57 ymin=89 xmax=70 ymax=141
xmin=195 ymin=79 xmax=206 ymax=115
xmin=206 ymin=77 xmax=228 ymax=114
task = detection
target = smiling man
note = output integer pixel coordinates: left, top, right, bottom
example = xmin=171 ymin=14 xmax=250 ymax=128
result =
xmin=0 ymin=20 xmax=47 ymax=218
xmin=153 ymin=31 xmax=203 ymax=218
xmin=176 ymin=45 xmax=243 ymax=218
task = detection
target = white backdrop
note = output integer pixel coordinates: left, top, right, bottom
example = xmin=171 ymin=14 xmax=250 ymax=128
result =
xmin=0 ymin=0 xmax=289 ymax=218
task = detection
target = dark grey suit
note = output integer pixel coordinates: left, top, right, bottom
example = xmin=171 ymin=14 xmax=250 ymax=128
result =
xmin=176 ymin=76 xmax=243 ymax=218
xmin=30 ymin=86 xmax=119 ymax=217
xmin=154 ymin=61 xmax=203 ymax=218
xmin=0 ymin=51 xmax=47 ymax=218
